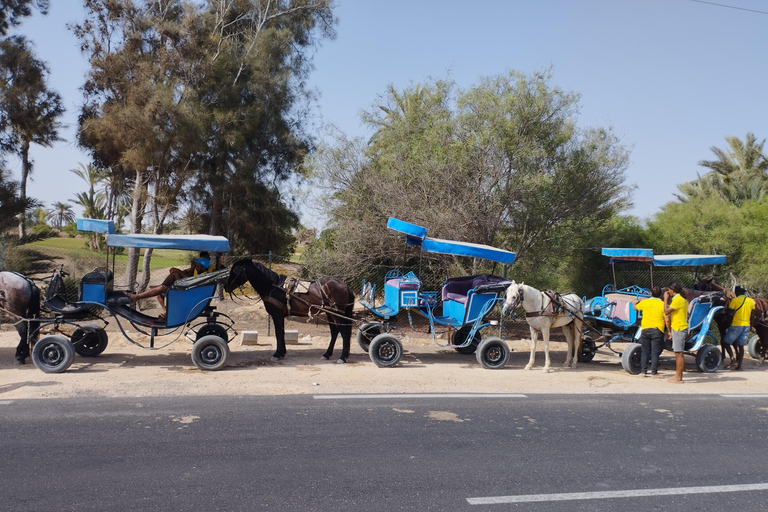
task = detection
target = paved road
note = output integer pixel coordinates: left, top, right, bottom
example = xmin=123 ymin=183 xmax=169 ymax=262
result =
xmin=3 ymin=394 xmax=768 ymax=511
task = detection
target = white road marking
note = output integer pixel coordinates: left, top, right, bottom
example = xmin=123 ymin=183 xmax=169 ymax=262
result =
xmin=467 ymin=483 xmax=768 ymax=505
xmin=721 ymin=394 xmax=768 ymax=398
xmin=313 ymin=393 xmax=526 ymax=399
xmin=0 ymin=400 xmax=13 ymax=405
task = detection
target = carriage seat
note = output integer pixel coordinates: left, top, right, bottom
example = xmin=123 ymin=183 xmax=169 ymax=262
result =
xmin=442 ymin=274 xmax=510 ymax=305
xmin=601 ymin=294 xmax=638 ymax=327
xmin=385 ymin=278 xmax=421 ymax=291
xmin=171 ymin=268 xmax=230 ymax=291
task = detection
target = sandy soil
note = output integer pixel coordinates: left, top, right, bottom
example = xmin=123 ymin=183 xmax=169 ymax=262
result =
xmin=1 ymin=296 xmax=766 ymax=399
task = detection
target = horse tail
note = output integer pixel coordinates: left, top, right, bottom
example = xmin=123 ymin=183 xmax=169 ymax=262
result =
xmin=25 ymin=282 xmax=41 ymax=342
xmin=345 ymin=287 xmax=355 ymax=325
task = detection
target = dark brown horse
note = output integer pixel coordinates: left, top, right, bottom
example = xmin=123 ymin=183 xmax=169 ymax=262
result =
xmin=749 ymin=298 xmax=768 ymax=364
xmin=224 ymin=259 xmax=355 ymax=363
xmin=0 ymin=271 xmax=41 ymax=364
xmin=692 ymin=278 xmax=733 ymax=363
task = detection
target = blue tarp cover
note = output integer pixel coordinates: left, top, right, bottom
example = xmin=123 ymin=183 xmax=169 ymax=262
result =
xmin=107 ymin=234 xmax=231 ymax=252
xmin=602 ymin=248 xmax=725 ymax=266
xmin=77 ymin=218 xmax=115 ymax=234
xmin=387 ymin=217 xmax=515 ymax=264
xmin=421 ymin=237 xmax=516 ymax=264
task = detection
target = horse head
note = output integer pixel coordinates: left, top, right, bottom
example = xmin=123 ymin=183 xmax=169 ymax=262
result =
xmin=224 ymin=259 xmax=251 ymax=293
xmin=502 ymin=281 xmax=524 ymax=317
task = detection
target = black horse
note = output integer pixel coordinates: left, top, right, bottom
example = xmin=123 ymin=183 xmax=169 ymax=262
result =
xmin=0 ymin=271 xmax=41 ymax=364
xmin=224 ymin=259 xmax=355 ymax=363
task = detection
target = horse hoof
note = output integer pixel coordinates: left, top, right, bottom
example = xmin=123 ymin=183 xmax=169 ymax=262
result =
xmin=524 ymin=365 xmax=532 ymax=370
xmin=270 ymin=356 xmax=283 ymax=362
xmin=14 ymin=359 xmax=25 ymax=365
xmin=336 ymin=358 xmax=346 ymax=364
xmin=542 ymin=367 xmax=550 ymax=373
xmin=321 ymin=355 xmax=330 ymax=360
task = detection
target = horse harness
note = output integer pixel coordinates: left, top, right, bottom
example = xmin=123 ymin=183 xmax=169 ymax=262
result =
xmin=266 ymin=276 xmax=343 ymax=320
xmin=525 ymin=290 xmax=579 ymax=319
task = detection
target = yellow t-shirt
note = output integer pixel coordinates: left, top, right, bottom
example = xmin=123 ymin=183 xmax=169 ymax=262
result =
xmin=728 ymin=295 xmax=755 ymax=327
xmin=636 ymin=297 xmax=666 ymax=330
xmin=668 ymin=293 xmax=688 ymax=331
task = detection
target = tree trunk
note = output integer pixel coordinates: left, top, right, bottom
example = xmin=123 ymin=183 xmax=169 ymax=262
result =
xmin=125 ymin=168 xmax=145 ymax=291
xmin=17 ymin=141 xmax=30 ymax=238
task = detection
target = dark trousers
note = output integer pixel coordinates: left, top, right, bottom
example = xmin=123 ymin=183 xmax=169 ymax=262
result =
xmin=640 ymin=327 xmax=664 ymax=374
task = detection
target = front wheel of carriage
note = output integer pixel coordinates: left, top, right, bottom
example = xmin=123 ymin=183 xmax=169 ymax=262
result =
xmin=621 ymin=342 xmax=642 ymax=374
xmin=476 ymin=337 xmax=510 ymax=369
xmin=71 ymin=324 xmax=109 ymax=357
xmin=32 ymin=335 xmax=75 ymax=374
xmin=696 ymin=344 xmax=722 ymax=373
xmin=452 ymin=325 xmax=481 ymax=355
xmin=368 ymin=333 xmax=403 ymax=367
xmin=747 ymin=334 xmax=762 ymax=360
xmin=191 ymin=335 xmax=229 ymax=371
xmin=356 ymin=322 xmax=383 ymax=353
xmin=578 ymin=335 xmax=597 ymax=363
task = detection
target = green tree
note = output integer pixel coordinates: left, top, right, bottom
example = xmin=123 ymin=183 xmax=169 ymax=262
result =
xmin=0 ymin=0 xmax=49 ymax=36
xmin=0 ymin=35 xmax=64 ymax=237
xmin=307 ymin=71 xmax=632 ymax=283
xmin=46 ymin=201 xmax=75 ymax=229
xmin=0 ymin=165 xmax=27 ymax=230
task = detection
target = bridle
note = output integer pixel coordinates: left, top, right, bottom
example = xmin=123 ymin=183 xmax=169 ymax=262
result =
xmin=503 ymin=285 xmax=524 ymax=316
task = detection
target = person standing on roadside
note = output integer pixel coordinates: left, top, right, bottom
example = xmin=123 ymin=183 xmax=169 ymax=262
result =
xmin=723 ymin=285 xmax=755 ymax=371
xmin=635 ymin=286 xmax=666 ymax=377
xmin=663 ymin=283 xmax=688 ymax=383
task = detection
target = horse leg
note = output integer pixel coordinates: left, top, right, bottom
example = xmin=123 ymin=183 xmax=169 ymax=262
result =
xmin=14 ymin=323 xmax=29 ymax=364
xmin=562 ymin=324 xmax=574 ymax=368
xmin=322 ymin=322 xmax=339 ymax=361
xmin=541 ymin=326 xmax=551 ymax=373
xmin=524 ymin=326 xmax=538 ymax=370
xmin=271 ymin=314 xmax=287 ymax=360
xmin=339 ymin=323 xmax=351 ymax=363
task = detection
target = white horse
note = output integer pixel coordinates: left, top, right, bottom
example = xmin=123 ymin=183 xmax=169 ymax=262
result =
xmin=502 ymin=281 xmax=584 ymax=373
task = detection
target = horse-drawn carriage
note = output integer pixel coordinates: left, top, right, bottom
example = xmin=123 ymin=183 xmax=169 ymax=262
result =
xmin=581 ymin=248 xmax=727 ymax=373
xmin=29 ymin=218 xmax=235 ymax=373
xmin=357 ymin=218 xmax=515 ymax=369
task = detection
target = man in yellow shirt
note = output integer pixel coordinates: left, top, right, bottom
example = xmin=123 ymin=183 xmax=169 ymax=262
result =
xmin=635 ymin=287 xmax=666 ymax=377
xmin=723 ymin=285 xmax=755 ymax=371
xmin=663 ymin=283 xmax=688 ymax=383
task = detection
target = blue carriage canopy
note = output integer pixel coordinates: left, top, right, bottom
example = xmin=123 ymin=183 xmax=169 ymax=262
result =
xmin=77 ymin=218 xmax=230 ymax=252
xmin=387 ymin=217 xmax=516 ymax=264
xmin=601 ymin=248 xmax=725 ymax=266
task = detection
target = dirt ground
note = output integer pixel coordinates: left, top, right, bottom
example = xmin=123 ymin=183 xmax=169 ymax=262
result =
xmin=1 ymin=296 xmax=767 ymax=399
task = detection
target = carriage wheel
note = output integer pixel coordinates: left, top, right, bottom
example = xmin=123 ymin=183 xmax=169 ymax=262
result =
xmin=72 ymin=324 xmax=109 ymax=357
xmin=368 ymin=333 xmax=403 ymax=368
xmin=476 ymin=337 xmax=510 ymax=369
xmin=356 ymin=322 xmax=383 ymax=353
xmin=747 ymin=334 xmax=762 ymax=360
xmin=191 ymin=335 xmax=229 ymax=371
xmin=578 ymin=335 xmax=597 ymax=363
xmin=32 ymin=335 xmax=75 ymax=374
xmin=453 ymin=325 xmax=481 ymax=355
xmin=196 ymin=324 xmax=229 ymax=343
xmin=620 ymin=342 xmax=642 ymax=374
xmin=696 ymin=344 xmax=722 ymax=373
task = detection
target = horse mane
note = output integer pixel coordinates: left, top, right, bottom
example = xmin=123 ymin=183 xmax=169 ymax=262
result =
xmin=233 ymin=259 xmax=285 ymax=293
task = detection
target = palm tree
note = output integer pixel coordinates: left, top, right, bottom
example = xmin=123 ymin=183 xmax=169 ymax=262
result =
xmin=46 ymin=201 xmax=75 ymax=229
xmin=0 ymin=36 xmax=64 ymax=237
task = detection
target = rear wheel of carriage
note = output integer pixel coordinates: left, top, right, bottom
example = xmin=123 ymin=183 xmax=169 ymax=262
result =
xmin=196 ymin=323 xmax=229 ymax=343
xmin=453 ymin=325 xmax=481 ymax=355
xmin=747 ymin=334 xmax=762 ymax=360
xmin=578 ymin=335 xmax=597 ymax=363
xmin=368 ymin=333 xmax=403 ymax=367
xmin=191 ymin=335 xmax=229 ymax=371
xmin=620 ymin=342 xmax=642 ymax=374
xmin=696 ymin=344 xmax=722 ymax=373
xmin=72 ymin=324 xmax=109 ymax=357
xmin=33 ymin=335 xmax=75 ymax=373
xmin=476 ymin=337 xmax=510 ymax=369
xmin=356 ymin=322 xmax=383 ymax=353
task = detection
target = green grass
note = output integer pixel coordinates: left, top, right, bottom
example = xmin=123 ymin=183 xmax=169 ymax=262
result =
xmin=30 ymin=237 xmax=190 ymax=269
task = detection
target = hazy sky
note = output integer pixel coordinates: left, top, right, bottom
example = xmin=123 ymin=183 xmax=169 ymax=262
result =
xmin=10 ymin=0 xmax=768 ymax=229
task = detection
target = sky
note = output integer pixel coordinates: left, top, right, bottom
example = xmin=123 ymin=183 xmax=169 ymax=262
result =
xmin=9 ymin=0 xmax=768 ymax=230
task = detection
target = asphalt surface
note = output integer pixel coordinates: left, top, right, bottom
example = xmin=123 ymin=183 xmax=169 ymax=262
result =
xmin=3 ymin=394 xmax=768 ymax=511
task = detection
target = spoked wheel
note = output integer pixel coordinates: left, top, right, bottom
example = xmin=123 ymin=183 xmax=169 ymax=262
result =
xmin=578 ymin=335 xmax=597 ymax=363
xmin=356 ymin=322 xmax=383 ymax=353
xmin=696 ymin=344 xmax=722 ymax=373
xmin=452 ymin=325 xmax=481 ymax=355
xmin=191 ymin=335 xmax=229 ymax=371
xmin=476 ymin=337 xmax=510 ymax=369
xmin=748 ymin=334 xmax=762 ymax=360
xmin=32 ymin=335 xmax=75 ymax=374
xmin=368 ymin=333 xmax=403 ymax=368
xmin=196 ymin=323 xmax=229 ymax=343
xmin=71 ymin=324 xmax=109 ymax=357
xmin=621 ymin=342 xmax=642 ymax=374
